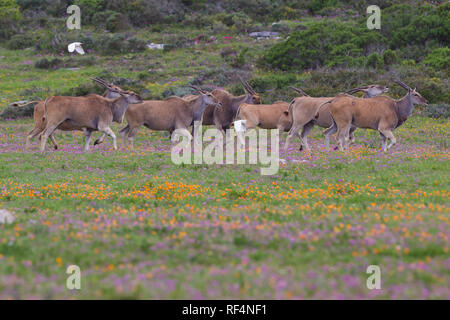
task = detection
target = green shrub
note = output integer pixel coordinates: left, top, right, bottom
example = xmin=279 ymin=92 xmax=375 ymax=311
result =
xmin=58 ymin=82 xmax=105 ymax=97
xmin=100 ymin=34 xmax=127 ymax=55
xmin=423 ymin=47 xmax=450 ymax=70
xmin=65 ymin=55 xmax=97 ymax=68
xmin=232 ymin=48 xmax=248 ymax=68
xmin=35 ymin=57 xmax=62 ymax=69
xmin=247 ymin=73 xmax=297 ymax=93
xmin=163 ymin=35 xmax=190 ymax=52
xmin=419 ymin=104 xmax=450 ymax=119
xmin=95 ymin=34 xmax=145 ymax=55
xmin=263 ymin=20 xmax=386 ymax=71
xmin=91 ymin=10 xmax=116 ymax=29
xmin=127 ymin=37 xmax=147 ymax=53
xmin=382 ymin=4 xmax=449 ymax=49
xmin=366 ymin=53 xmax=384 ymax=69
xmin=401 ymin=59 xmax=416 ymax=67
xmin=74 ymin=0 xmax=106 ymax=23
xmin=0 ymin=0 xmax=21 ymax=39
xmin=6 ymin=33 xmax=35 ymax=50
xmin=230 ymin=12 xmax=253 ymax=32
xmin=308 ymin=0 xmax=338 ymax=14
xmin=271 ymin=22 xmax=290 ymax=34
xmin=274 ymin=6 xmax=299 ymax=20
xmin=34 ymin=29 xmax=74 ymax=53
xmin=106 ymin=11 xmax=130 ymax=32
xmin=382 ymin=49 xmax=398 ymax=66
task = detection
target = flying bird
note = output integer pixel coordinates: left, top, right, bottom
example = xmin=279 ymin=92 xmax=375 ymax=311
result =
xmin=68 ymin=42 xmax=85 ymax=55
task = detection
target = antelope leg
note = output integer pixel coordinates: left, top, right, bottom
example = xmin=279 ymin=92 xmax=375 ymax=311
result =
xmin=40 ymin=124 xmax=59 ymax=153
xmin=101 ymin=127 xmax=117 ymax=150
xmin=84 ymin=130 xmax=92 ymax=152
xmin=49 ymin=134 xmax=59 ymax=150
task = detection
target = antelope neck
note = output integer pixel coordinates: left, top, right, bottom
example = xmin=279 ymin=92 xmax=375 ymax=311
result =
xmin=231 ymin=95 xmax=249 ymax=113
xmin=191 ymin=95 xmax=208 ymax=120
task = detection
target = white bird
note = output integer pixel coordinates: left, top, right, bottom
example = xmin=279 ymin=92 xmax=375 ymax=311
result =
xmin=68 ymin=42 xmax=85 ymax=55
xmin=233 ymin=120 xmax=246 ymax=133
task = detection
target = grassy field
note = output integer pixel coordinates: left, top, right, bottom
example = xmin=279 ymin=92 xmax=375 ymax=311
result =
xmin=0 ymin=114 xmax=448 ymax=299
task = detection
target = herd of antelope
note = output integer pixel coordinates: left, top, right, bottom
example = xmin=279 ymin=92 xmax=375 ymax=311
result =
xmin=22 ymin=77 xmax=428 ymax=155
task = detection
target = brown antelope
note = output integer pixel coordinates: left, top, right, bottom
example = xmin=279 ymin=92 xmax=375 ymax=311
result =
xmin=25 ymin=79 xmax=123 ymax=150
xmin=38 ymin=78 xmax=142 ymax=153
xmin=201 ymin=78 xmax=261 ymax=135
xmin=328 ymin=81 xmax=428 ymax=151
xmin=283 ymin=84 xmax=389 ymax=154
xmin=232 ymin=87 xmax=309 ymax=147
xmin=119 ymin=86 xmax=222 ymax=148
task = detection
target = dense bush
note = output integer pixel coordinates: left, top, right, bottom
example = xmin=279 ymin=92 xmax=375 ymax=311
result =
xmin=423 ymin=47 xmax=450 ymax=71
xmin=263 ymin=4 xmax=448 ymax=71
xmin=248 ymin=73 xmax=297 ymax=92
xmin=0 ymin=0 xmax=21 ymax=39
xmin=419 ymin=104 xmax=450 ymax=119
xmin=91 ymin=10 xmax=128 ymax=31
xmin=382 ymin=49 xmax=398 ymax=66
xmin=163 ymin=35 xmax=191 ymax=52
xmin=58 ymin=82 xmax=105 ymax=97
xmin=308 ymin=0 xmax=338 ymax=14
xmin=35 ymin=57 xmax=62 ymax=69
xmin=263 ymin=20 xmax=385 ymax=70
xmin=383 ymin=4 xmax=449 ymax=48
xmin=366 ymin=53 xmax=384 ymax=69
xmin=6 ymin=33 xmax=34 ymax=49
xmin=271 ymin=21 xmax=290 ymax=34
xmin=96 ymin=34 xmax=147 ymax=55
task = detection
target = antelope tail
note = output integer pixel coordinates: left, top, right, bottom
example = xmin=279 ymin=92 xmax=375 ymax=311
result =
xmin=314 ymin=99 xmax=334 ymax=119
xmin=42 ymin=97 xmax=50 ymax=123
xmin=283 ymin=99 xmax=295 ymax=116
xmin=233 ymin=104 xmax=245 ymax=123
xmin=12 ymin=100 xmax=41 ymax=108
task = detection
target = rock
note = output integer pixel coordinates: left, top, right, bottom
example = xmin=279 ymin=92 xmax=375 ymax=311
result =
xmin=0 ymin=209 xmax=16 ymax=224
xmin=147 ymin=43 xmax=165 ymax=50
xmin=248 ymin=31 xmax=279 ymax=39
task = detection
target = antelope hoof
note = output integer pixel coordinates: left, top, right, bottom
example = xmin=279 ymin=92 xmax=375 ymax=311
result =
xmin=299 ymin=145 xmax=303 ymax=152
